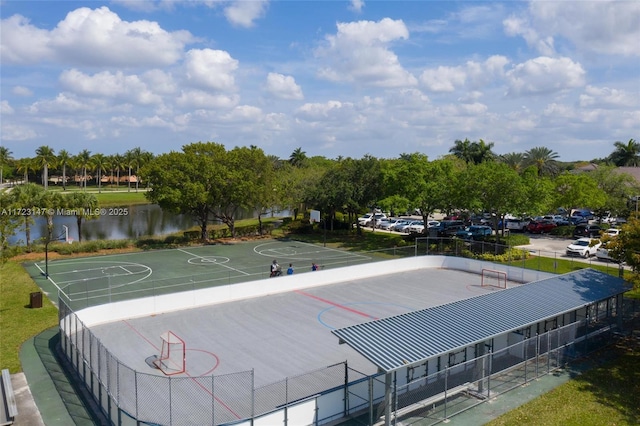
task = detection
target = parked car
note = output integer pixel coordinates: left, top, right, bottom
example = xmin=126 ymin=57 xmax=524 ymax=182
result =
xmin=566 ymin=238 xmax=601 ymax=258
xmin=390 ymin=220 xmax=412 ymax=232
xmin=505 ymin=218 xmax=531 ymax=232
xmin=604 ymin=228 xmax=621 ymax=237
xmin=397 ymin=220 xmax=421 ymax=233
xmin=568 ymin=216 xmax=587 ymax=226
xmin=573 ymin=224 xmax=602 ymax=238
xmin=455 ymin=225 xmax=492 ymax=240
xmin=596 ymin=243 xmax=622 ymax=262
xmin=571 ymin=209 xmax=594 ymax=220
xmin=358 ymin=213 xmax=387 ymax=227
xmin=434 ymin=220 xmax=466 ymax=237
xmin=527 ymin=220 xmax=557 ymax=234
xmin=543 ymin=215 xmax=570 ymax=226
xmin=379 ymin=218 xmax=402 ymax=231
xmin=407 ymin=221 xmax=425 ymax=234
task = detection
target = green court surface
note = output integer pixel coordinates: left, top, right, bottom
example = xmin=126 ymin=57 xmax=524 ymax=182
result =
xmin=24 ymin=239 xmax=410 ymax=311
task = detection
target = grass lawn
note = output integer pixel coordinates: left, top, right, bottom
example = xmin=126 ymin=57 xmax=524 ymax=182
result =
xmin=488 ymin=340 xmax=640 ymax=425
xmin=0 ymin=261 xmax=58 ymax=372
xmin=44 ymin=185 xmax=150 ymax=206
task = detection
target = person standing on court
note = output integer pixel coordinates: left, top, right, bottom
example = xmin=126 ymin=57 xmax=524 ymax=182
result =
xmin=312 ymin=262 xmax=318 ymax=271
xmin=287 ymin=263 xmax=294 ymax=275
xmin=270 ymin=259 xmax=282 ymax=277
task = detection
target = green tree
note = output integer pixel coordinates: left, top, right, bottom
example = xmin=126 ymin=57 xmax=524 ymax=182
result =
xmin=0 ymin=192 xmax=21 ymax=263
xmin=459 ymin=162 xmax=526 ymax=236
xmin=589 ymin=165 xmax=640 ymax=219
xmin=223 ymin=146 xmax=274 ymax=236
xmin=553 ymin=173 xmax=607 ymax=215
xmin=37 ymin=190 xmax=66 ymax=244
xmin=385 ymin=154 xmax=455 ymax=226
xmin=92 ymin=153 xmax=108 ymax=193
xmin=609 ymin=138 xmax=640 ymax=167
xmin=0 ymin=146 xmax=13 ymax=185
xmin=35 ymin=145 xmax=56 ymax=190
xmin=74 ymin=149 xmax=92 ymax=189
xmin=67 ymin=191 xmax=98 ymax=242
xmin=57 ymin=149 xmax=71 ymax=190
xmin=15 ymin=157 xmax=35 ymax=183
xmin=143 ymin=142 xmax=227 ymax=241
xmin=499 ymin=152 xmax=525 ymax=173
xmin=289 ymin=147 xmax=308 ymax=168
xmin=112 ymin=153 xmax=125 ymax=188
xmin=449 ymin=138 xmax=474 ymax=164
xmin=524 ymin=146 xmax=560 ymax=177
xmin=9 ymin=183 xmax=44 ymax=248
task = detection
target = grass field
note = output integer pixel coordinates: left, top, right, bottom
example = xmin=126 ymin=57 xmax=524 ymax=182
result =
xmin=1 ymin=229 xmax=639 ymax=425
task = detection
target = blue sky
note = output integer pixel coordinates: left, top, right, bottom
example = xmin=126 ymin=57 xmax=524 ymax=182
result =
xmin=1 ymin=0 xmax=639 ymax=162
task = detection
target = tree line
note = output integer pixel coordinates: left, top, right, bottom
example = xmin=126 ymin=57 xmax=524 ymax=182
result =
xmin=1 ymin=138 xmax=639 ymax=248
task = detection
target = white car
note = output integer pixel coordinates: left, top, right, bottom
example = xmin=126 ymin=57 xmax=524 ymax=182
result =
xmin=358 ymin=213 xmax=387 ymax=227
xmin=407 ymin=221 xmax=425 ymax=234
xmin=605 ymin=228 xmax=621 ymax=237
xmin=566 ymin=238 xmax=601 ymax=258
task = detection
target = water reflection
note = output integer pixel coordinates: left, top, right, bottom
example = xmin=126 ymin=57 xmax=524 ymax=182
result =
xmin=9 ymin=204 xmax=196 ymax=244
xmin=9 ymin=204 xmax=288 ymax=244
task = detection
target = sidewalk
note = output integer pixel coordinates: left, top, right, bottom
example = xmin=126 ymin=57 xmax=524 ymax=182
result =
xmin=18 ymin=327 xmax=107 ymax=426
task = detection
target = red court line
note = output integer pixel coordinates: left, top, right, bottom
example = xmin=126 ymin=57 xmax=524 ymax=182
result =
xmin=295 ymin=290 xmax=378 ymax=320
xmin=122 ymin=320 xmax=241 ymax=420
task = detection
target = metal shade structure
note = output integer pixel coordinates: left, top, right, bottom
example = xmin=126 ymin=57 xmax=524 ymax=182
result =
xmin=332 ymin=268 xmax=630 ymax=373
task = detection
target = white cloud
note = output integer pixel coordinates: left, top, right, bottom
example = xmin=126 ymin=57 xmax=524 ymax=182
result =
xmin=176 ymin=90 xmax=239 ymax=109
xmin=579 ymin=85 xmax=637 ymax=109
xmin=221 ymin=105 xmax=263 ymax=123
xmin=183 ymin=49 xmax=239 ymax=91
xmin=509 ymin=1 xmax=640 ymax=57
xmin=295 ymin=101 xmax=350 ymax=122
xmin=264 ymin=73 xmax=303 ymax=100
xmin=1 ymin=101 xmax=15 ymax=114
xmin=59 ymin=69 xmax=162 ymax=105
xmin=12 ymin=86 xmax=33 ymax=97
xmin=503 ymin=16 xmax=555 ymax=56
xmin=316 ymin=18 xmax=417 ymax=88
xmin=420 ymin=56 xmax=508 ymax=92
xmin=1 ymin=124 xmax=38 ymax=141
xmin=224 ymin=0 xmax=269 ymax=28
xmin=349 ymin=0 xmax=365 ymax=13
xmin=505 ymin=56 xmax=586 ymax=95
xmin=0 ymin=7 xmax=193 ymax=67
xmin=27 ymin=93 xmax=93 ymax=114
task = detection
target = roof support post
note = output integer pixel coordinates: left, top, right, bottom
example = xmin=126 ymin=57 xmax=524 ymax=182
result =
xmin=384 ymin=372 xmax=393 ymax=426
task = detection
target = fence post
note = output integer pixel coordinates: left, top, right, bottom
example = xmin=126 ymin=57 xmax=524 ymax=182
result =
xmin=251 ymin=369 xmax=255 ymax=422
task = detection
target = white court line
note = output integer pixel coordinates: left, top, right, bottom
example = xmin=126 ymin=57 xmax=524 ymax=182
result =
xmin=54 ymin=265 xmax=124 ymax=276
xmin=120 ymin=265 xmax=133 ymax=274
xmin=34 ymin=262 xmax=63 ymax=294
xmin=254 ymin=241 xmax=371 ymax=261
xmin=177 ymin=248 xmax=250 ymax=276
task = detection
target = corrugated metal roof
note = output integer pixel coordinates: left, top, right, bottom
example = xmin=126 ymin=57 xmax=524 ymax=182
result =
xmin=332 ymin=268 xmax=630 ymax=373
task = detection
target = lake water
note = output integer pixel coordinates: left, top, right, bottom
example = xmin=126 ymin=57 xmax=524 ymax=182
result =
xmin=8 ymin=204 xmax=286 ymax=244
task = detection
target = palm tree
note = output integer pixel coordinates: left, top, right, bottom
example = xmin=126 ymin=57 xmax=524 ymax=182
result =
xmin=37 ymin=190 xmax=65 ymax=243
xmin=67 ymin=191 xmax=98 ymax=242
xmin=35 ymin=145 xmax=56 ymax=190
xmin=449 ymin=138 xmax=474 ymax=164
xmin=9 ymin=183 xmax=44 ymax=249
xmin=124 ymin=149 xmax=136 ymax=192
xmin=57 ymin=149 xmax=71 ymax=190
xmin=471 ymin=139 xmax=495 ymax=164
xmin=0 ymin=146 xmax=13 ymax=185
xmin=92 ymin=153 xmax=107 ymax=193
xmin=74 ymin=149 xmax=92 ymax=190
xmin=112 ymin=153 xmax=124 ymax=188
xmin=15 ymin=157 xmax=37 ymax=184
xmin=609 ymin=139 xmax=640 ymax=166
xmin=523 ymin=146 xmax=560 ymax=177
xmin=499 ymin=152 xmax=525 ymax=173
xmin=289 ymin=147 xmax=307 ymax=168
